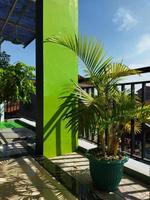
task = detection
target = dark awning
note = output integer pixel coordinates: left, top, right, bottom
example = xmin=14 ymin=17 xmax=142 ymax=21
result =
xmin=0 ymin=0 xmax=36 ymax=47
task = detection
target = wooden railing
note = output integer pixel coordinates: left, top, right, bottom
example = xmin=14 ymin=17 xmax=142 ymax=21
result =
xmin=4 ymin=101 xmax=20 ymax=117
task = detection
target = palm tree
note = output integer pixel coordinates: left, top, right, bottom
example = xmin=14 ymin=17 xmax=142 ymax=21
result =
xmin=45 ymin=34 xmax=150 ymax=159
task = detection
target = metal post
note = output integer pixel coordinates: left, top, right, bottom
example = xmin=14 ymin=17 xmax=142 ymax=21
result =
xmin=141 ymin=83 xmax=146 ymax=159
xmin=121 ymin=84 xmax=125 ymax=92
xmin=0 ymin=38 xmax=5 ymax=122
xmin=131 ymin=84 xmax=135 ymax=156
xmin=35 ymin=0 xmax=43 ymax=156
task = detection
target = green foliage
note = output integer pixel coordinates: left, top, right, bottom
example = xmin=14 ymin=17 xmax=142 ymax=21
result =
xmin=0 ymin=62 xmax=35 ymax=104
xmin=46 ymin=34 xmax=150 ymax=157
xmin=0 ymin=51 xmax=10 ymax=69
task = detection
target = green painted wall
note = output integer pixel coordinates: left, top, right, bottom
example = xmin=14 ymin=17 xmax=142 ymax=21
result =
xmin=43 ymin=0 xmax=78 ymax=157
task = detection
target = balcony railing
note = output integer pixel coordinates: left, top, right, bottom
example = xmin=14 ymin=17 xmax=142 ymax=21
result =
xmin=79 ymin=78 xmax=150 ymax=164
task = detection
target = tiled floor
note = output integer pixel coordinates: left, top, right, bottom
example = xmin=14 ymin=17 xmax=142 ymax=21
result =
xmin=0 ymin=126 xmax=149 ymax=200
xmin=1 ymin=154 xmax=149 ymax=200
xmin=0 ymin=156 xmax=77 ymax=200
xmin=0 ymin=127 xmax=35 ymax=158
xmin=50 ymin=152 xmax=150 ymax=200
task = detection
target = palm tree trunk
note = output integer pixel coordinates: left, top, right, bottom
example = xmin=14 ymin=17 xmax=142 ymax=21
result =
xmin=108 ymin=134 xmax=119 ymax=156
xmin=98 ymin=130 xmax=105 ymax=156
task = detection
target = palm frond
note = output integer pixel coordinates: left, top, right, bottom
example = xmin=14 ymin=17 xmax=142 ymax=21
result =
xmin=58 ymin=83 xmax=99 ymax=133
xmin=107 ymin=62 xmax=140 ymax=79
xmin=125 ymin=121 xmax=141 ymax=134
xmin=45 ymin=34 xmax=112 ymax=82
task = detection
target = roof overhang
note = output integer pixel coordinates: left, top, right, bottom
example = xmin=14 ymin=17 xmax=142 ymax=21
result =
xmin=0 ymin=0 xmax=36 ymax=47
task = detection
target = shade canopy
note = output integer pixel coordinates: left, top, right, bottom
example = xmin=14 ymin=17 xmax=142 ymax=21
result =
xmin=0 ymin=0 xmax=36 ymax=47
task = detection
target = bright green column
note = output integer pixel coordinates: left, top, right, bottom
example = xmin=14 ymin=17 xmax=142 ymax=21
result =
xmin=43 ymin=0 xmax=78 ymax=157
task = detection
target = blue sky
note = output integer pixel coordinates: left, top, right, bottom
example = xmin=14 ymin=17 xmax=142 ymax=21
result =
xmin=2 ymin=0 xmax=150 ymax=81
xmin=2 ymin=40 xmax=35 ymax=66
xmin=79 ymin=0 xmax=150 ymax=81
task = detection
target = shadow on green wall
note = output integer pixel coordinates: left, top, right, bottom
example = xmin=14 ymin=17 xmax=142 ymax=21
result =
xmin=43 ymin=97 xmax=77 ymax=156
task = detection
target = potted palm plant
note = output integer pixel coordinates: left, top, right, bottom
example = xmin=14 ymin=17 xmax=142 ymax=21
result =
xmin=45 ymin=34 xmax=150 ymax=191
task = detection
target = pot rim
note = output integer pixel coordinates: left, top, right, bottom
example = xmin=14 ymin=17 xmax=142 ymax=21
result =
xmin=87 ymin=153 xmax=129 ymax=165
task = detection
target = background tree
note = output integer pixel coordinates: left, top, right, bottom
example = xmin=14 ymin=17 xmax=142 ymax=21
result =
xmin=0 ymin=52 xmax=35 ymax=104
xmin=0 ymin=51 xmax=10 ymax=69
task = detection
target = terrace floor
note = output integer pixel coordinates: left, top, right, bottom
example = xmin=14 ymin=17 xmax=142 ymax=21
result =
xmin=0 ymin=126 xmax=35 ymax=158
xmin=0 ymin=156 xmax=77 ymax=200
xmin=0 ymin=123 xmax=149 ymax=199
xmin=0 ymin=153 xmax=149 ymax=200
xmin=49 ymin=152 xmax=150 ymax=200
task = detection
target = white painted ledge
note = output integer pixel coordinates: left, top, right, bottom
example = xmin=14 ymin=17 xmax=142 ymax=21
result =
xmin=124 ymin=158 xmax=150 ymax=177
xmin=78 ymin=138 xmax=97 ymax=150
xmin=19 ymin=118 xmax=36 ymax=127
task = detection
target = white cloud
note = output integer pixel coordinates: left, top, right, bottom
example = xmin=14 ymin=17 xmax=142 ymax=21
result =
xmin=113 ymin=8 xmax=138 ymax=31
xmin=137 ymin=34 xmax=150 ymax=54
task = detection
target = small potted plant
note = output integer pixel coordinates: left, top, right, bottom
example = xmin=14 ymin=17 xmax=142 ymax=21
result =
xmin=46 ymin=34 xmax=150 ymax=191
